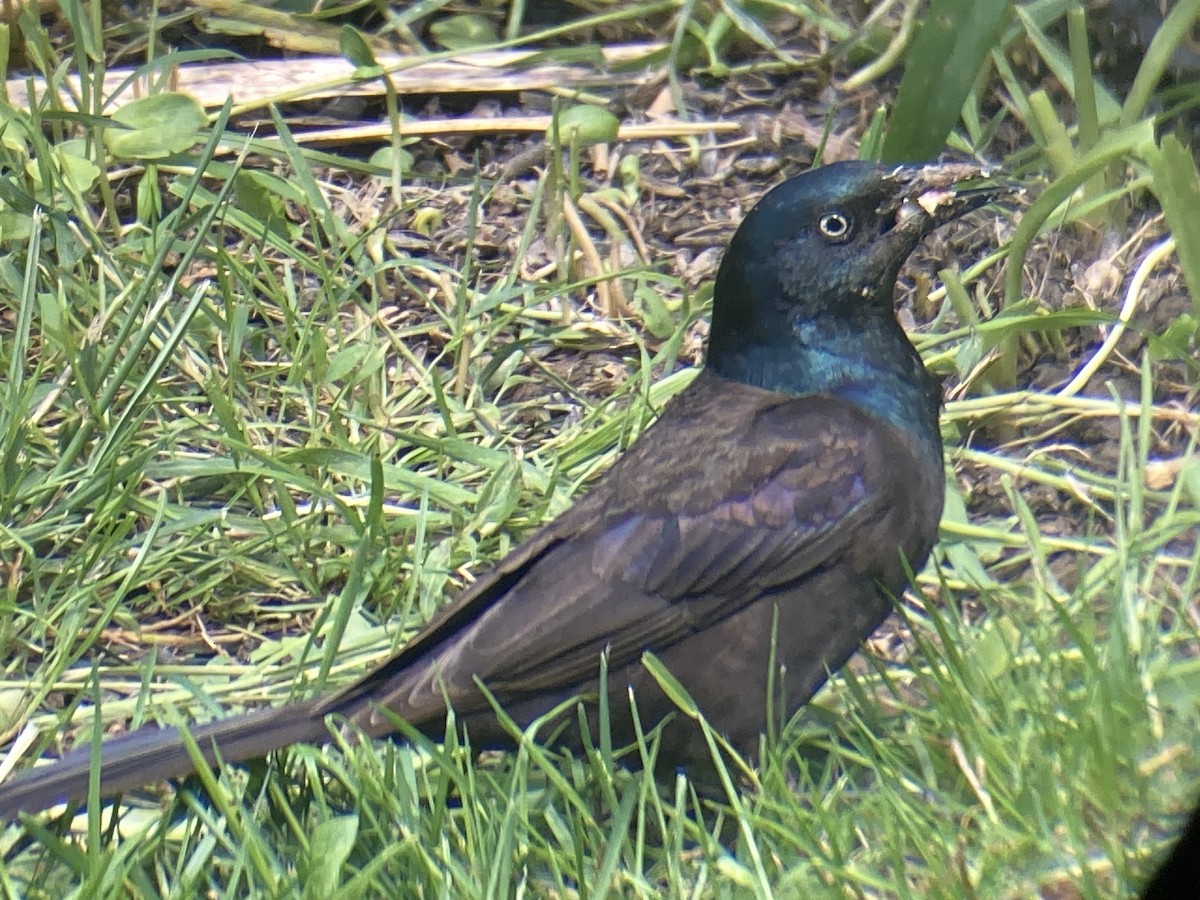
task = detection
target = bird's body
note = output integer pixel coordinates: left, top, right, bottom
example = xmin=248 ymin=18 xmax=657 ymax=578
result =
xmin=0 ymin=161 xmax=1011 ymax=819
xmin=327 ymin=370 xmax=945 ymax=767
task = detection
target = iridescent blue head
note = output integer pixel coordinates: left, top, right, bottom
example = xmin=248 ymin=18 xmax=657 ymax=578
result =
xmin=706 ymin=161 xmax=1012 ymax=454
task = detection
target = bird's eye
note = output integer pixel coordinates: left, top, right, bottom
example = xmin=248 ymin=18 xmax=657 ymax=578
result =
xmin=818 ymin=212 xmax=853 ymax=242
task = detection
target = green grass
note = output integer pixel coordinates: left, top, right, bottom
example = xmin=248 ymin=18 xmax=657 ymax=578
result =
xmin=0 ymin=1 xmax=1198 ymax=896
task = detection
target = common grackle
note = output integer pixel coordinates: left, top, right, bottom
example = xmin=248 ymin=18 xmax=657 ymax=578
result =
xmin=0 ymin=161 xmax=1013 ymax=819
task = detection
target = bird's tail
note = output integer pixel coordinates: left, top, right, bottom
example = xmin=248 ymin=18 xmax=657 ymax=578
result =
xmin=0 ymin=698 xmax=332 ymax=820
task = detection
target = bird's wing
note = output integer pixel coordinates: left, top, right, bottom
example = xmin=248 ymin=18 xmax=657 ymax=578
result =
xmin=325 ymin=375 xmax=923 ymax=723
xmin=473 ymin=392 xmax=907 ymax=694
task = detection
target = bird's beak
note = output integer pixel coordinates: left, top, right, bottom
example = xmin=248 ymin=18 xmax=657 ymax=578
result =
xmin=881 ymin=163 xmax=1022 ymax=234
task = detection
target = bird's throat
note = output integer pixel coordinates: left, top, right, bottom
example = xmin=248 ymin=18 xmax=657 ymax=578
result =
xmin=706 ymin=318 xmax=943 ymax=462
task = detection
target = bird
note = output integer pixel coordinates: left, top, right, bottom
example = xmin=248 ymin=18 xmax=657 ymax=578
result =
xmin=0 ymin=160 xmax=1014 ymax=820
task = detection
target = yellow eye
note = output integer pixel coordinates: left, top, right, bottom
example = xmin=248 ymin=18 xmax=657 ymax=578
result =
xmin=818 ymin=212 xmax=852 ymax=241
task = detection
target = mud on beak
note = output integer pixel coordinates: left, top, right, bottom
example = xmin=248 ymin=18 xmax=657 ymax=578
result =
xmin=881 ymin=162 xmax=1022 ymax=234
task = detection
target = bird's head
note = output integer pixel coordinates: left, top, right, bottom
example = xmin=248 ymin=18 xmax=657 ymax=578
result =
xmin=708 ymin=161 xmax=1016 ymax=364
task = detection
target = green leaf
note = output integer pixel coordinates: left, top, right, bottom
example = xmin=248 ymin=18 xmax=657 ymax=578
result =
xmin=428 ymin=13 xmax=497 ymax=51
xmin=301 ymin=815 xmax=358 ymax=899
xmin=0 ymin=107 xmax=29 ymax=154
xmin=1027 ymin=88 xmax=1076 ymax=177
xmin=633 ymin=283 xmax=676 ymax=339
xmin=326 ymin=344 xmax=383 ymax=384
xmin=56 ymin=151 xmax=100 ymax=193
xmin=26 ymin=140 xmax=100 ymax=194
xmin=369 ymin=143 xmax=414 ymax=173
xmin=339 ymin=24 xmax=376 ymax=67
xmin=339 ymin=24 xmax=381 ymax=77
xmin=0 ymin=688 xmax=24 ymax=732
xmin=954 ymin=332 xmax=985 ymax=380
xmin=234 ymin=170 xmax=302 ymax=241
xmin=974 ymin=618 xmax=1020 ymax=681
xmin=135 ymin=165 xmax=162 ymax=223
xmin=883 ymin=0 xmax=1012 ymax=162
xmin=716 ymin=0 xmax=776 ymax=52
xmin=469 ymin=457 xmax=522 ymax=538
xmin=641 ymin=651 xmax=699 ymax=716
xmin=105 ymin=92 xmax=207 ymax=159
xmin=1147 ymin=134 xmax=1200 ymax=316
xmin=939 ymin=484 xmax=998 ymax=587
xmin=1183 ymin=456 xmax=1200 ymax=508
xmin=1148 ymin=312 xmax=1199 ymax=361
xmin=552 ymin=105 xmax=620 ymax=148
